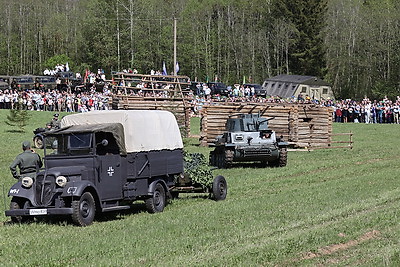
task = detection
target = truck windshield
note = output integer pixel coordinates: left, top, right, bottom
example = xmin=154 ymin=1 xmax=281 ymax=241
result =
xmin=44 ymin=133 xmax=93 ymax=156
xmin=69 ymin=133 xmax=92 ymax=149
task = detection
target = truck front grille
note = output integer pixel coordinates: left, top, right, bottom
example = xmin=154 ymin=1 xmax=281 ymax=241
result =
xmin=35 ymin=175 xmax=56 ymax=206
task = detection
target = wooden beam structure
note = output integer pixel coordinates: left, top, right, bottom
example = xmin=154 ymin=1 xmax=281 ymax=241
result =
xmin=110 ymin=73 xmax=193 ymax=137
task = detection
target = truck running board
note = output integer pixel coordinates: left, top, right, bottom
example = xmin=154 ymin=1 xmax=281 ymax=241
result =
xmin=102 ymin=206 xmax=131 ymax=212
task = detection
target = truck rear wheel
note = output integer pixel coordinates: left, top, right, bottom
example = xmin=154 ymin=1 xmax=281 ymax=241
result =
xmin=72 ymin=192 xmax=96 ymax=226
xmin=145 ymin=183 xmax=166 ymax=213
xmin=211 ymin=175 xmax=227 ymax=201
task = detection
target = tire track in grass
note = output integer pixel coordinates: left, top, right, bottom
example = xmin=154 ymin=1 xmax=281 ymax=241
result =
xmin=160 ymin=153 xmax=400 ymax=265
xmin=254 ymin=155 xmax=400 ymax=198
xmin=300 ymin=230 xmax=381 ymax=261
xmin=178 ymin=189 xmax=400 ymax=266
xmin=269 ymin=154 xmax=400 ymax=183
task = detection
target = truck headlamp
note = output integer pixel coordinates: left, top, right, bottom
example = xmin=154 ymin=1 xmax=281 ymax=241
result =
xmin=56 ymin=176 xmax=68 ymax=187
xmin=21 ymin=177 xmax=34 ymax=188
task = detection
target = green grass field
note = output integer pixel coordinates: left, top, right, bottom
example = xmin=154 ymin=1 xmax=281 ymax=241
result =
xmin=1 ymin=110 xmax=400 ymax=266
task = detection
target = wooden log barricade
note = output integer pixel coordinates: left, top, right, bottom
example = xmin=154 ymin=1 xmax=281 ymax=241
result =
xmin=200 ymin=103 xmax=335 ymax=148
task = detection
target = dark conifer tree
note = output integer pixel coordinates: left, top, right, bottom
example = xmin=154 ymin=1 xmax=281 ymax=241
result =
xmin=5 ymin=108 xmax=31 ymax=132
xmin=274 ymin=0 xmax=328 ymax=77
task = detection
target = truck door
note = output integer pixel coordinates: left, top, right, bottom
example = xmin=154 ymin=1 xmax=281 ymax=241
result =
xmin=95 ymin=132 xmax=123 ymax=200
xmin=99 ymin=154 xmax=123 ymax=200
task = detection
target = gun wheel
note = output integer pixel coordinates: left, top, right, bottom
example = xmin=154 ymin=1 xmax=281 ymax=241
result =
xmin=211 ymin=175 xmax=227 ymax=201
xmin=33 ymin=136 xmax=43 ymax=149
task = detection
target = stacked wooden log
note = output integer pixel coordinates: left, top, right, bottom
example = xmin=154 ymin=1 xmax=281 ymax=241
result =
xmin=200 ymin=102 xmax=333 ymax=148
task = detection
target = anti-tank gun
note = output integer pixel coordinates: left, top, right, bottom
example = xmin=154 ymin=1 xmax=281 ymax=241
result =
xmin=210 ymin=113 xmax=288 ymax=168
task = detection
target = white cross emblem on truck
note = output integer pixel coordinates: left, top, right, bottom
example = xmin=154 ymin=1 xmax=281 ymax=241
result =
xmin=107 ymin=167 xmax=114 ymax=176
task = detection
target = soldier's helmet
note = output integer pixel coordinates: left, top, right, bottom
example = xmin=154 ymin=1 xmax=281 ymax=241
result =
xmin=22 ymin=141 xmax=31 ymax=150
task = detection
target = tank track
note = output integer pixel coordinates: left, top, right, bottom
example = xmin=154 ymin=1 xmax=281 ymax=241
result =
xmin=224 ymin=149 xmax=234 ymax=168
xmin=209 ymin=148 xmax=234 ymax=169
xmin=271 ymin=147 xmax=287 ymax=167
xmin=279 ymin=147 xmax=287 ymax=167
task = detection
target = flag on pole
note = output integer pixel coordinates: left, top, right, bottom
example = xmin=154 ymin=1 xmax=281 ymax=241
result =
xmin=162 ymin=61 xmax=167 ymax=75
xmin=65 ymin=62 xmax=70 ymax=72
xmin=175 ymin=62 xmax=180 ymax=74
xmin=243 ymin=75 xmax=246 ymax=84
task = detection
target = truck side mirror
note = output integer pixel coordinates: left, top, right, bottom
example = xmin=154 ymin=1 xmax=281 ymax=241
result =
xmin=101 ymin=139 xmax=108 ymax=146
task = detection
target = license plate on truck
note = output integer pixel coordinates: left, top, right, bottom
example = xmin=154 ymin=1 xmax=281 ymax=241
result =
xmin=29 ymin=209 xmax=47 ymax=215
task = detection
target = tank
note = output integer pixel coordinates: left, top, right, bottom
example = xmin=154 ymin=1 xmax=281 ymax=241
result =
xmin=209 ymin=113 xmax=288 ymax=168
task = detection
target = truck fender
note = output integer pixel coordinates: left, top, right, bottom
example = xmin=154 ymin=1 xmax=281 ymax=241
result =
xmin=61 ymin=180 xmax=99 ymax=198
xmin=7 ymin=182 xmax=36 ymax=204
xmin=148 ymin=179 xmax=169 ymax=195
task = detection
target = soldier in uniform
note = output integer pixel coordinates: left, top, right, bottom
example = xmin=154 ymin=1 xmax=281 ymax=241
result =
xmin=10 ymin=141 xmax=43 ymax=181
xmin=49 ymin=113 xmax=61 ymax=130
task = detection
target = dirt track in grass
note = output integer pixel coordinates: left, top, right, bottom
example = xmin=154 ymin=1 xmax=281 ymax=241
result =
xmin=300 ymin=230 xmax=381 ymax=261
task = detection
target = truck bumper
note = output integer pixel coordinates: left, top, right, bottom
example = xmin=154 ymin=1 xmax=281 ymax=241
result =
xmin=5 ymin=208 xmax=73 ymax=217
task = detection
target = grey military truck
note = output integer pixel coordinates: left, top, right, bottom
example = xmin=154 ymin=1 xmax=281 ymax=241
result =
xmin=5 ymin=110 xmax=227 ymax=226
xmin=209 ymin=113 xmax=288 ymax=168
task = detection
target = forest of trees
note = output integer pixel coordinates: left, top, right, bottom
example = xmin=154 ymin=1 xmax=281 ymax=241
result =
xmin=0 ymin=0 xmax=399 ymax=100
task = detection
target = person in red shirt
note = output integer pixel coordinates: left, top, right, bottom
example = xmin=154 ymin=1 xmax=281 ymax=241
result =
xmin=335 ymin=106 xmax=342 ymax=122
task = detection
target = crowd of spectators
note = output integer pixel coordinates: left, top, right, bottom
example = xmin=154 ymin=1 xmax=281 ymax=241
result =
xmin=330 ymin=97 xmax=400 ymax=124
xmin=0 ymin=65 xmax=113 ymax=112
xmin=0 ymin=86 xmax=112 ymax=112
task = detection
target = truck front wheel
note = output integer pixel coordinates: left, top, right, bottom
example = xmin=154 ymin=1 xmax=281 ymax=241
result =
xmin=145 ymin=183 xmax=166 ymax=213
xmin=10 ymin=197 xmax=31 ymax=223
xmin=72 ymin=192 xmax=96 ymax=226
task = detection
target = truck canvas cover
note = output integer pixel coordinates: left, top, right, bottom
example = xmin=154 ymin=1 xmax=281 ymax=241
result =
xmin=60 ymin=110 xmax=183 ymax=153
